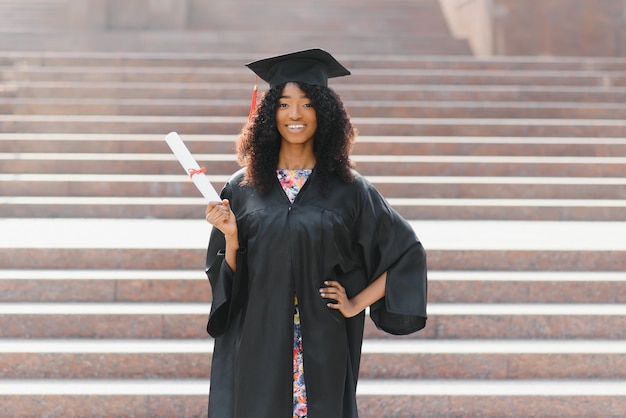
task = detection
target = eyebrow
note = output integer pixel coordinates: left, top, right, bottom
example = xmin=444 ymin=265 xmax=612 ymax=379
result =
xmin=279 ymin=95 xmax=309 ymax=99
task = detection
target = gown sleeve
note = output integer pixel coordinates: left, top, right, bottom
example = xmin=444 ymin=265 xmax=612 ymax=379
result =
xmin=205 ymin=182 xmax=248 ymax=338
xmin=354 ymin=178 xmax=428 ymax=335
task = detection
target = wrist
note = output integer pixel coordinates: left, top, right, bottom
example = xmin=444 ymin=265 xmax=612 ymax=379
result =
xmin=349 ymin=297 xmax=367 ymax=314
xmin=224 ymin=233 xmax=239 ymax=247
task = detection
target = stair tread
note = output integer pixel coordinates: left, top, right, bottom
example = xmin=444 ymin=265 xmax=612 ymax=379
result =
xmin=2 ymin=218 xmax=625 ymax=251
xmin=0 ymin=302 xmax=624 ymax=315
xmin=1 ymin=338 xmax=624 ymax=353
xmin=0 ymin=378 xmax=624 ymax=396
xmin=1 ymin=269 xmax=623 ymax=281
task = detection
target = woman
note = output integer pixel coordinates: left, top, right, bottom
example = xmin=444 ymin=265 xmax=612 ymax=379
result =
xmin=204 ymin=49 xmax=427 ymax=418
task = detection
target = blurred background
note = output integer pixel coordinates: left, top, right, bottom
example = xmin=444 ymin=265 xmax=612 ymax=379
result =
xmin=2 ymin=0 xmax=626 ymax=56
xmin=1 ymin=1 xmax=625 ymax=417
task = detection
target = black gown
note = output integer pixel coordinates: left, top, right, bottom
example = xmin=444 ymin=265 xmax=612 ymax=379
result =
xmin=205 ymin=167 xmax=428 ymax=418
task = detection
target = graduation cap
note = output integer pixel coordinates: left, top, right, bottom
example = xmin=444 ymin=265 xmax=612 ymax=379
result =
xmin=245 ymin=48 xmax=351 ymax=89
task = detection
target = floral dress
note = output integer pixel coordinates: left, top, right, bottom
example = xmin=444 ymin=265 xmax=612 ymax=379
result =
xmin=277 ymin=168 xmax=311 ymax=418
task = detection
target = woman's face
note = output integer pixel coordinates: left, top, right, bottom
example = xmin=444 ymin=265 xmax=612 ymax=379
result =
xmin=276 ymin=82 xmax=317 ymax=147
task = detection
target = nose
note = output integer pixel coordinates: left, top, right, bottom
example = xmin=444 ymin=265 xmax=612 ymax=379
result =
xmin=288 ymin=105 xmax=301 ymax=119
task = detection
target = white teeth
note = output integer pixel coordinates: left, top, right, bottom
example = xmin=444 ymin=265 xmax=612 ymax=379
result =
xmin=288 ymin=124 xmax=305 ymax=129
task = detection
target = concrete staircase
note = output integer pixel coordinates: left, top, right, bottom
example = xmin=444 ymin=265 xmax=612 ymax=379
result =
xmin=1 ymin=50 xmax=625 ymax=418
xmin=0 ymin=0 xmax=68 ymax=32
xmin=0 ymin=0 xmax=471 ymax=55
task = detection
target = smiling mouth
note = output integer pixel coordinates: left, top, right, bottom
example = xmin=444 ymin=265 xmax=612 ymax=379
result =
xmin=287 ymin=124 xmax=305 ymax=130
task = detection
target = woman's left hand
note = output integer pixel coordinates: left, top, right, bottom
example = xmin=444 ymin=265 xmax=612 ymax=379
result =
xmin=319 ymin=281 xmax=361 ymax=318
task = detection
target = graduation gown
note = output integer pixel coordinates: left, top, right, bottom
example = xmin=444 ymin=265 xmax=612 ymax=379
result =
xmin=205 ymin=168 xmax=427 ymax=418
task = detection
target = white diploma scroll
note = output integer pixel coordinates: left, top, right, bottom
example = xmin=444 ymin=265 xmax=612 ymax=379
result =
xmin=164 ymin=132 xmax=222 ymax=202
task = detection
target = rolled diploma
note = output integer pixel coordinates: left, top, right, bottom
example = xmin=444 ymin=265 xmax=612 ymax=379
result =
xmin=164 ymin=132 xmax=222 ymax=202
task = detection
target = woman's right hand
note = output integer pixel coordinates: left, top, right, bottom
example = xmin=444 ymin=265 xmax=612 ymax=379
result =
xmin=205 ymin=199 xmax=238 ymax=238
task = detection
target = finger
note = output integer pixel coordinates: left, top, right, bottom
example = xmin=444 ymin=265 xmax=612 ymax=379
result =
xmin=322 ymin=286 xmax=346 ymax=296
xmin=324 ymin=281 xmax=345 ymax=290
xmin=206 ymin=207 xmax=221 ymax=219
xmin=210 ymin=203 xmax=230 ymax=217
xmin=320 ymin=287 xmax=343 ymax=297
xmin=206 ymin=201 xmax=226 ymax=216
xmin=206 ymin=209 xmax=228 ymax=224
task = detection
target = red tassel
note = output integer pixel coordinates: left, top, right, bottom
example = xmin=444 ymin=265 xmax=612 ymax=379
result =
xmin=248 ymin=76 xmax=259 ymax=121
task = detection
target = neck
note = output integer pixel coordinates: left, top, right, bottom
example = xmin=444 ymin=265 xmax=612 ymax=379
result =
xmin=277 ymin=146 xmax=316 ymax=170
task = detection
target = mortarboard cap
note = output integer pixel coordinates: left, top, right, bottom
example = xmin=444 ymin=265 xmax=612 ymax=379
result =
xmin=245 ymin=48 xmax=351 ymax=89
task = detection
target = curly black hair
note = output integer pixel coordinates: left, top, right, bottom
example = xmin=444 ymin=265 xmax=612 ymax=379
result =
xmin=236 ymin=82 xmax=356 ymax=195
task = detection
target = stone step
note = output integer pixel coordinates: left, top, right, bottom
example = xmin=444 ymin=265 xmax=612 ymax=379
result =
xmin=9 ymin=81 xmax=626 ymax=105
xmin=0 ymin=0 xmax=66 ymax=31
xmin=3 ymin=197 xmax=623 ymax=220
xmin=0 ymin=32 xmax=471 ymax=55
xmin=4 ymin=218 xmax=626 ymax=252
xmin=3 ymin=153 xmax=624 ymax=177
xmin=7 ymin=81 xmax=626 ymax=103
xmin=3 ymin=115 xmax=626 ymax=137
xmin=1 ymin=270 xmax=624 ymax=304
xmin=0 ymin=339 xmax=624 ymax=379
xmin=0 ymin=50 xmax=606 ymax=67
xmin=3 ymin=174 xmax=624 ymax=199
xmin=1 ymin=379 xmax=624 ymax=418
xmin=6 ymin=66 xmax=626 ymax=87
xmin=4 ymin=134 xmax=624 ymax=157
xmin=3 ymin=247 xmax=624 ymax=270
xmin=2 ymin=242 xmax=625 ymax=271
xmin=6 ymin=98 xmax=626 ymax=120
xmin=0 ymin=303 xmax=624 ymax=339
xmin=0 ymin=0 xmax=451 ymax=30
xmin=1 ymin=219 xmax=624 ymax=269
xmin=4 ymin=51 xmax=626 ymax=71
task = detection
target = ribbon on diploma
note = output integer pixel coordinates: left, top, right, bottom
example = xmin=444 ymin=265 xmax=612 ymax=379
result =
xmin=164 ymin=132 xmax=222 ymax=202
xmin=188 ymin=167 xmax=206 ymax=178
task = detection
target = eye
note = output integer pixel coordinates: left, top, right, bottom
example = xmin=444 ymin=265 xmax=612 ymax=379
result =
xmin=303 ymin=103 xmax=313 ymax=108
xmin=278 ymin=102 xmax=288 ymax=108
